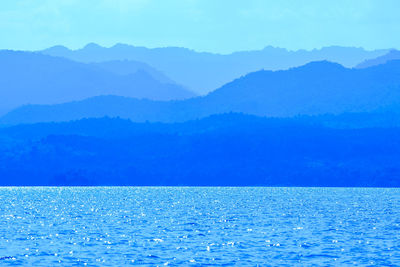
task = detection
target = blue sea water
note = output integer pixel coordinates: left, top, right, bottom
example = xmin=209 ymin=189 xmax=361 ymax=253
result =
xmin=0 ymin=187 xmax=399 ymax=266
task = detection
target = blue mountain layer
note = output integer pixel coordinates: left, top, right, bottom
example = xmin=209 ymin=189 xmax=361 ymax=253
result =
xmin=0 ymin=114 xmax=399 ymax=186
xmin=40 ymin=44 xmax=388 ymax=94
xmin=356 ymin=50 xmax=400 ymax=68
xmin=2 ymin=60 xmax=400 ymax=125
xmin=0 ymin=50 xmax=195 ymax=114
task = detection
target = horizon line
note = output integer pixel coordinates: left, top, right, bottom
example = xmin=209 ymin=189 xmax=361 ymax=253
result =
xmin=4 ymin=42 xmax=395 ymax=56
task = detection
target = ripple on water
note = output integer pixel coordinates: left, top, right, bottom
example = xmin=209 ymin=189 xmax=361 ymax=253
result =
xmin=0 ymin=187 xmax=399 ymax=265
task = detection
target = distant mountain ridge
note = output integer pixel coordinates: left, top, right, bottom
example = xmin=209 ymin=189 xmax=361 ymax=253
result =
xmin=40 ymin=43 xmax=388 ymax=94
xmin=356 ymin=50 xmax=400 ymax=68
xmin=2 ymin=60 xmax=400 ymax=125
xmin=0 ymin=50 xmax=195 ymax=114
xmin=90 ymin=60 xmax=175 ymax=84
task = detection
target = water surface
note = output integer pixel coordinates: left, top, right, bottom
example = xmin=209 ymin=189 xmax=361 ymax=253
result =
xmin=0 ymin=187 xmax=399 ymax=266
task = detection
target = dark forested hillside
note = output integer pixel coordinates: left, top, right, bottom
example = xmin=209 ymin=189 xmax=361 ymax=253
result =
xmin=0 ymin=115 xmax=399 ymax=186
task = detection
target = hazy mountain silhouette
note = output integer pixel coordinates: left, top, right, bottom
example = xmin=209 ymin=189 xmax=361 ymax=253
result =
xmin=2 ymin=60 xmax=400 ymax=125
xmin=0 ymin=50 xmax=195 ymax=114
xmin=40 ymin=44 xmax=388 ymax=94
xmin=356 ymin=50 xmax=400 ymax=68
xmin=90 ymin=60 xmax=175 ymax=84
xmin=0 ymin=114 xmax=399 ymax=186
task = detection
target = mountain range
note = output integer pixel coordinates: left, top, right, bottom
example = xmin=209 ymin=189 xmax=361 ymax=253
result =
xmin=40 ymin=44 xmax=389 ymax=94
xmin=1 ymin=44 xmax=400 ymax=187
xmin=89 ymin=59 xmax=175 ymax=84
xmin=1 ymin=114 xmax=399 ymax=186
xmin=2 ymin=60 xmax=400 ymax=125
xmin=0 ymin=50 xmax=194 ymax=115
xmin=356 ymin=50 xmax=400 ymax=68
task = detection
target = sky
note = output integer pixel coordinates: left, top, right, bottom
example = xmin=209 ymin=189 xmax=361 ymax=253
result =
xmin=0 ymin=0 xmax=399 ymax=53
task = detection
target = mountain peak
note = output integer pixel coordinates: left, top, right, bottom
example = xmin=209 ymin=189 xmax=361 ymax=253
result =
xmin=83 ymin=43 xmax=103 ymax=50
xmin=111 ymin=43 xmax=134 ymax=49
xmin=42 ymin=45 xmax=71 ymax=54
xmin=293 ymin=60 xmax=345 ymax=71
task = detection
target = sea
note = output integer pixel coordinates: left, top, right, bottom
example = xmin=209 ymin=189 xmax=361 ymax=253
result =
xmin=0 ymin=187 xmax=399 ymax=266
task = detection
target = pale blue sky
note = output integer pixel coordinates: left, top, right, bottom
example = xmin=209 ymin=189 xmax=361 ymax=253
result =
xmin=1 ymin=0 xmax=399 ymax=53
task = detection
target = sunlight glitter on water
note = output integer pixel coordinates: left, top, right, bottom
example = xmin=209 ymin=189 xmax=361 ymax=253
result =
xmin=0 ymin=187 xmax=399 ymax=266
